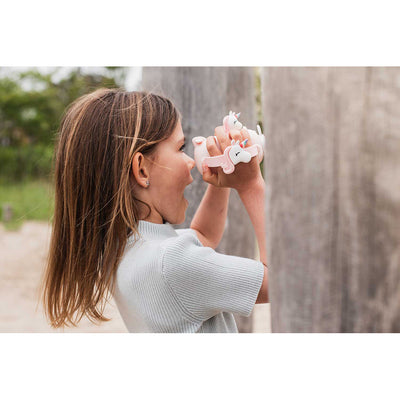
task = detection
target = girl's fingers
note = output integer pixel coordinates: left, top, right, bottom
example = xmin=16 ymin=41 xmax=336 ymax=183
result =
xmin=214 ymin=126 xmax=231 ymax=151
xmin=202 ymin=163 xmax=219 ymax=186
xmin=241 ymin=128 xmax=252 ymax=146
xmin=229 ymin=129 xmax=243 ymax=143
xmin=215 ymin=125 xmax=226 ymax=137
xmin=206 ymin=135 xmax=222 ymax=157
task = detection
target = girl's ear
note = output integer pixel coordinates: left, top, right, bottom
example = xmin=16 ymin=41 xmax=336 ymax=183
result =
xmin=132 ymin=152 xmax=151 ymax=188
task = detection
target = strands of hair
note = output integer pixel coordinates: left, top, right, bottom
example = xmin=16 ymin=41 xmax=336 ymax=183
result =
xmin=40 ymin=88 xmax=181 ymax=328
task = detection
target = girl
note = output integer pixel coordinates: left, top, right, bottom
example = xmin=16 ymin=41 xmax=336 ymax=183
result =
xmin=41 ymin=88 xmax=268 ymax=333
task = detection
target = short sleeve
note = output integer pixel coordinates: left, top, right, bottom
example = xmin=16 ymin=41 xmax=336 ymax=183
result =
xmin=160 ymin=232 xmax=264 ymax=322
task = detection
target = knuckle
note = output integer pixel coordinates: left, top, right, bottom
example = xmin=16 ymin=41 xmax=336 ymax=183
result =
xmin=230 ymin=130 xmax=241 ymax=141
xmin=215 ymin=131 xmax=230 ymax=145
xmin=215 ymin=126 xmax=224 ymax=135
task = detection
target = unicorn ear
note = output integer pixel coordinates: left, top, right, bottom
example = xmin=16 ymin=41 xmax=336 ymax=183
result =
xmin=229 ymin=110 xmax=233 ymax=115
xmin=231 ymin=139 xmax=235 ymax=145
xmin=236 ymin=140 xmax=240 ymax=145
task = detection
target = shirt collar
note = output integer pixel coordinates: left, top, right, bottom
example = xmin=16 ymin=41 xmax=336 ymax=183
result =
xmin=127 ymin=220 xmax=178 ymax=244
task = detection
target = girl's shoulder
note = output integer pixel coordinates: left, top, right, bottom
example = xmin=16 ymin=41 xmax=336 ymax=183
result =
xmin=158 ymin=230 xmax=265 ymax=321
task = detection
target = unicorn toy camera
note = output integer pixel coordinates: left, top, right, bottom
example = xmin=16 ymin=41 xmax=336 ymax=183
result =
xmin=192 ymin=111 xmax=265 ymax=175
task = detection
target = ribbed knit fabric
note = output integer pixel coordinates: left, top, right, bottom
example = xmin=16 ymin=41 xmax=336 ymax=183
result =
xmin=113 ymin=220 xmax=264 ymax=333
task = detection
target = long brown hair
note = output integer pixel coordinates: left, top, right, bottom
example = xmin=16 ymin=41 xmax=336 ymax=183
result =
xmin=41 ymin=88 xmax=181 ymax=328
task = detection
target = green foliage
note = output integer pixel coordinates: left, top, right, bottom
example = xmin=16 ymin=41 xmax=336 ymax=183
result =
xmin=0 ymin=144 xmax=54 ymax=183
xmin=0 ymin=67 xmax=128 ymax=182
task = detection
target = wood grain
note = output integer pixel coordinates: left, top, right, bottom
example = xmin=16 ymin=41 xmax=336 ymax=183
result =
xmin=261 ymin=67 xmax=400 ymax=332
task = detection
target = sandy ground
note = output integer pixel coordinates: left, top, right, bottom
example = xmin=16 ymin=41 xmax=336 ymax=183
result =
xmin=0 ymin=221 xmax=270 ymax=333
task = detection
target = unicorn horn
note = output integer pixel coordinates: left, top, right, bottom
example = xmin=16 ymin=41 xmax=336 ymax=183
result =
xmin=236 ymin=112 xmax=241 ymax=119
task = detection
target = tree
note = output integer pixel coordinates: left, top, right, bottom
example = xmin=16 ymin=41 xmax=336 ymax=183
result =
xmin=0 ymin=67 xmax=127 ymax=181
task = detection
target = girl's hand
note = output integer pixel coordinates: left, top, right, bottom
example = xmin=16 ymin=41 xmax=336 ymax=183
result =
xmin=201 ymin=126 xmax=264 ymax=192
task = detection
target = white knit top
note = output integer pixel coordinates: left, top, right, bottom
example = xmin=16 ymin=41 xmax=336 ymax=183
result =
xmin=113 ymin=220 xmax=264 ymax=333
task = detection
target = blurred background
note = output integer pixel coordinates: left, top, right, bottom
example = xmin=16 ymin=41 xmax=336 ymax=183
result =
xmin=0 ymin=66 xmax=270 ymax=333
xmin=4 ymin=66 xmax=399 ymax=333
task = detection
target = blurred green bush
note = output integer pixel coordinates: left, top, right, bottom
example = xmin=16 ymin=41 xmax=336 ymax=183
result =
xmin=0 ymin=67 xmax=128 ymax=183
xmin=0 ymin=144 xmax=54 ymax=183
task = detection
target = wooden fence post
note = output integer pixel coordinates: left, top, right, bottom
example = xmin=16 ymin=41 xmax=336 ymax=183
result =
xmin=261 ymin=67 xmax=400 ymax=332
xmin=2 ymin=204 xmax=13 ymax=222
xmin=142 ymin=67 xmax=258 ymax=332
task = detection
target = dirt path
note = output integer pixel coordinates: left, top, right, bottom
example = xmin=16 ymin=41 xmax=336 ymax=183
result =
xmin=0 ymin=221 xmax=270 ymax=333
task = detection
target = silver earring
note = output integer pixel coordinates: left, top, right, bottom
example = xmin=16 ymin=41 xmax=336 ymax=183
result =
xmin=146 ymin=180 xmax=150 ymax=186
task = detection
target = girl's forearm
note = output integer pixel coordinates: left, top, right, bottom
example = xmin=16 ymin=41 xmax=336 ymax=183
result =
xmin=237 ymin=179 xmax=267 ymax=266
xmin=190 ymin=184 xmax=231 ymax=248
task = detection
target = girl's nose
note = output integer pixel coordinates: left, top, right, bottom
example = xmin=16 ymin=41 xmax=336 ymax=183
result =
xmin=187 ymin=155 xmax=195 ymax=170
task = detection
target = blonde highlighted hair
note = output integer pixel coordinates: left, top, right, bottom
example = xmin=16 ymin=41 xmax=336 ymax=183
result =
xmin=41 ymin=88 xmax=181 ymax=328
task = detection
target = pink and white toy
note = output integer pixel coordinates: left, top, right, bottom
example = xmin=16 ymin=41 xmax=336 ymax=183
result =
xmin=192 ymin=111 xmax=265 ymax=175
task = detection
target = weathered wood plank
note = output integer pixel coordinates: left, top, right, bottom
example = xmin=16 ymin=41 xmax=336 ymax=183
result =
xmin=262 ymin=67 xmax=400 ymax=332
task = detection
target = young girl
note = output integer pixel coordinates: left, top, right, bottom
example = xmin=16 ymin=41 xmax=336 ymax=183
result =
xmin=42 ymin=88 xmax=268 ymax=333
